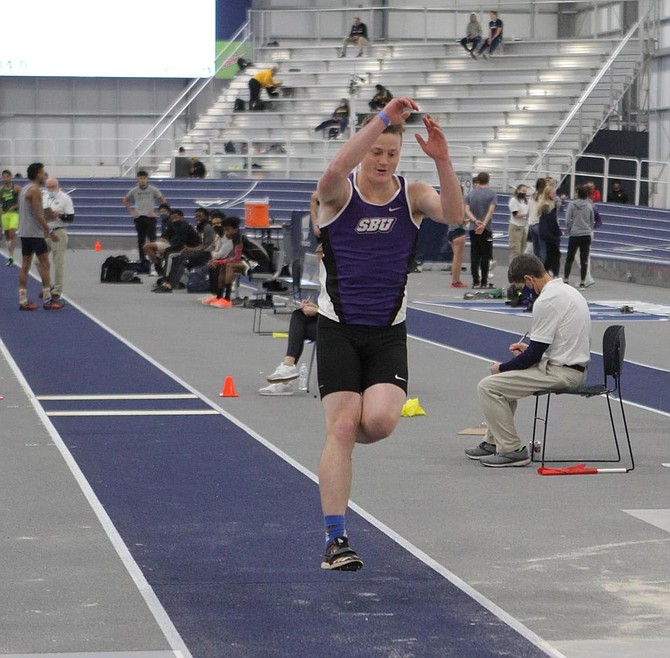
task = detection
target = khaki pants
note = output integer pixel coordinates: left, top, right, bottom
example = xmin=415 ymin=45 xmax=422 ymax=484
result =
xmin=47 ymin=228 xmax=68 ymax=295
xmin=477 ymin=361 xmax=585 ymax=453
xmin=342 ymin=36 xmax=368 ymax=55
xmin=508 ymin=223 xmax=528 ymax=260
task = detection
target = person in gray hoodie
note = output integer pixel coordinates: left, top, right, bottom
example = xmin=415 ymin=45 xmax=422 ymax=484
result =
xmin=564 ymin=185 xmax=595 ymax=287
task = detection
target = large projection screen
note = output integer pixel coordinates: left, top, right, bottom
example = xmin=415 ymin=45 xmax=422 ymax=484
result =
xmin=0 ymin=0 xmax=215 ymax=78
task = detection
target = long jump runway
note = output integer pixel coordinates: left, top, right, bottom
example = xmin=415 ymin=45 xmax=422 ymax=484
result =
xmin=0 ymin=280 xmax=558 ymax=655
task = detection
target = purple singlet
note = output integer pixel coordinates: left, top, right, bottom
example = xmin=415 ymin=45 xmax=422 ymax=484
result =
xmin=318 ymin=174 xmax=419 ymax=326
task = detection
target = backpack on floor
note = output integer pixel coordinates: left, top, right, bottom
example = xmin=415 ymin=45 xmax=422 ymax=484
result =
xmin=100 ymin=255 xmax=141 ymax=283
xmin=187 ymin=264 xmax=210 ymax=293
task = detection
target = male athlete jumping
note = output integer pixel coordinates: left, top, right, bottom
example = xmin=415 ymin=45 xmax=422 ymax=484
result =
xmin=315 ymin=97 xmax=463 ymax=570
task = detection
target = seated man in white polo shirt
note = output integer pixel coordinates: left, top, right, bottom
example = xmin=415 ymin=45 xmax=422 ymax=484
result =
xmin=466 ymin=254 xmax=591 ymax=467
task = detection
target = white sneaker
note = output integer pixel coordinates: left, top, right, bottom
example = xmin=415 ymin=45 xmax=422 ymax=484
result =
xmin=259 ymin=382 xmax=294 ymax=396
xmin=149 ymin=266 xmax=158 ymax=277
xmin=266 ymin=363 xmax=299 ymax=382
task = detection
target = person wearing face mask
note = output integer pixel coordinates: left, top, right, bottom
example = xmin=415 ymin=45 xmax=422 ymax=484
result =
xmin=154 ymin=208 xmax=217 ymax=293
xmin=43 ymin=177 xmax=74 ymax=303
xmin=123 ymin=170 xmax=167 ymax=267
xmin=507 ymin=184 xmax=528 ymax=260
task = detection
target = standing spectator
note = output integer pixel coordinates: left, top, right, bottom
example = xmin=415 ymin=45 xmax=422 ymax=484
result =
xmin=16 ymin=163 xmax=63 ymax=311
xmin=564 ymin=186 xmax=595 ymax=288
xmin=465 ymin=172 xmax=496 ymax=288
xmin=368 ymin=85 xmax=393 ymax=112
xmin=314 ymin=99 xmax=350 ymax=137
xmin=526 ymin=177 xmax=546 ymax=261
xmin=466 ymin=254 xmax=590 ymax=468
xmin=43 ymin=177 xmax=74 ymax=303
xmin=584 ymin=180 xmax=602 ymax=202
xmin=340 ymin=16 xmax=368 ymax=58
xmin=508 ymin=184 xmax=529 ymax=260
xmin=1 ymin=169 xmax=21 ymax=266
xmin=447 ymin=223 xmax=467 ymax=288
xmin=607 ymin=180 xmax=629 ymax=204
xmin=476 ymin=10 xmax=503 ymax=58
xmin=460 ymin=13 xmax=482 ymax=58
xmin=538 ymin=184 xmax=561 ymax=277
xmin=248 ymin=67 xmax=282 ymax=111
xmin=123 ymin=170 xmax=166 ymax=268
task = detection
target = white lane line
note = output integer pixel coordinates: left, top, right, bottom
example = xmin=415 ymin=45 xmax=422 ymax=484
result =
xmin=0 ymin=651 xmax=175 ymax=658
xmin=38 ymin=394 xmax=198 ymax=401
xmin=623 ymin=509 xmax=670 ymax=534
xmin=46 ymin=409 xmax=219 ymax=417
xmin=0 ymin=338 xmax=190 ymax=658
xmin=59 ymin=297 xmax=565 ymax=658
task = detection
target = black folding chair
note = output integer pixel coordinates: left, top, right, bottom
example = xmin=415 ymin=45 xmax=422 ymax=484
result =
xmin=531 ymin=325 xmax=634 ymax=473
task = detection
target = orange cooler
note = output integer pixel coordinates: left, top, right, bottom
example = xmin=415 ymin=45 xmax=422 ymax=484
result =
xmin=244 ymin=198 xmax=270 ymax=227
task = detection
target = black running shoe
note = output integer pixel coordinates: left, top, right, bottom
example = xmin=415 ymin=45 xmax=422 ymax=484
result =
xmin=321 ymin=537 xmax=363 ymax=571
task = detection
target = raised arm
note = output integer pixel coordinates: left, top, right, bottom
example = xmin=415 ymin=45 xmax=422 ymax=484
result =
xmin=317 ymin=96 xmax=418 ymax=210
xmin=409 ymin=114 xmax=463 ymax=225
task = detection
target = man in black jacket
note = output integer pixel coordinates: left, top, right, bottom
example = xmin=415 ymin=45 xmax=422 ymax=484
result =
xmin=341 ymin=17 xmax=368 ymax=57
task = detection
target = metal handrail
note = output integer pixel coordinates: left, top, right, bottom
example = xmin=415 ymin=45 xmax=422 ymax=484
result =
xmin=120 ymin=21 xmax=251 ymax=177
xmin=523 ymin=3 xmax=654 ymax=183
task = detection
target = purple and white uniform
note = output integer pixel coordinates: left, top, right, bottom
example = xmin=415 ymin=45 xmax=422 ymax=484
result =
xmin=318 ymin=174 xmax=419 ymax=326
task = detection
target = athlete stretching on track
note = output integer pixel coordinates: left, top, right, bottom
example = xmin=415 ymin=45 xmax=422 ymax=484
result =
xmin=315 ymin=97 xmax=463 ymax=570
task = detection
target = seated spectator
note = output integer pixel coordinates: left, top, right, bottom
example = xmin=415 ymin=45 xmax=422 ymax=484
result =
xmin=154 ymin=208 xmax=217 ymax=292
xmin=258 ymin=300 xmax=319 ymax=396
xmin=368 ymin=84 xmax=393 ymax=111
xmin=607 ymin=180 xmax=629 ymax=204
xmin=314 ymin=99 xmax=350 ymax=137
xmin=584 ymin=180 xmax=602 ymax=202
xmin=205 ymin=212 xmax=233 ymax=296
xmin=189 ymin=157 xmax=206 ymax=178
xmin=340 ymin=16 xmax=368 ymax=58
xmin=465 ymin=254 xmax=590 ymax=468
xmin=143 ymin=209 xmax=200 ymax=278
xmin=563 ymin=186 xmax=595 ymax=288
xmin=460 ymin=13 xmax=482 ymax=58
xmin=476 ymin=10 xmax=503 ymax=58
xmin=248 ymin=67 xmax=282 ymax=111
xmin=157 ymin=202 xmax=171 ymax=235
xmin=201 ymin=216 xmax=272 ymax=308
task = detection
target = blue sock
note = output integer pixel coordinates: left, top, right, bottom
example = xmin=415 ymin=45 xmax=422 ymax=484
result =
xmin=324 ymin=514 xmax=346 ymax=548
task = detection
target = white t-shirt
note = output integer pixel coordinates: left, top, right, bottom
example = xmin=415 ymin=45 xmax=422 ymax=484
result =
xmin=508 ymin=197 xmax=528 ymax=227
xmin=43 ymin=190 xmax=75 ymax=230
xmin=530 ymin=278 xmax=591 ymax=367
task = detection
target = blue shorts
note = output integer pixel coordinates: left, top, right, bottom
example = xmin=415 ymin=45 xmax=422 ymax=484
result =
xmin=21 ymin=237 xmax=49 ymax=256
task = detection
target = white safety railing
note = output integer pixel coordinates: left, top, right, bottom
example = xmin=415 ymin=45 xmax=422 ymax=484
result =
xmin=3 ymin=135 xmax=668 ymax=207
xmin=523 ymin=1 xmax=656 ymax=185
xmin=249 ymin=1 xmax=634 ymax=50
xmin=119 ymin=21 xmax=252 ymax=178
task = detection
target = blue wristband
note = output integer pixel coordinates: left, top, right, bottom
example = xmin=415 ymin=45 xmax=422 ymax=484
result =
xmin=378 ymin=111 xmax=391 ymax=127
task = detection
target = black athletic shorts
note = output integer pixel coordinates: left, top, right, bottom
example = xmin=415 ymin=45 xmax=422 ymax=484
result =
xmin=447 ymin=227 xmax=466 ymax=242
xmin=316 ymin=315 xmax=408 ymax=399
xmin=21 ymin=237 xmax=49 ymax=256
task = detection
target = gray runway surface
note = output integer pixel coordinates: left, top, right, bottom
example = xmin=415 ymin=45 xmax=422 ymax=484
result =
xmin=1 ymin=248 xmax=669 ymax=657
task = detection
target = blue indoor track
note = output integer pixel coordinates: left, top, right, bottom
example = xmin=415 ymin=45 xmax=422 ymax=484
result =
xmin=0 ymin=271 xmax=554 ymax=655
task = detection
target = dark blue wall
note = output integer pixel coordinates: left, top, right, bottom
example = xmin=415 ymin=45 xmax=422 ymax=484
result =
xmin=217 ymin=0 xmax=251 ymax=40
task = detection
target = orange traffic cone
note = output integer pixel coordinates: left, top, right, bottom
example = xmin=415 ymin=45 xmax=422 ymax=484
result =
xmin=219 ymin=376 xmax=239 ymax=397
xmin=94 ymin=240 xmax=102 ymax=252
